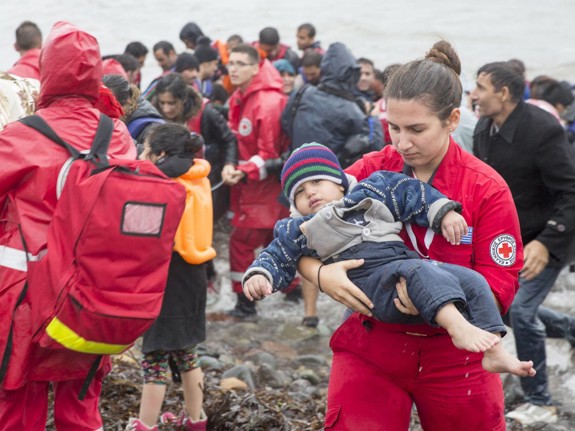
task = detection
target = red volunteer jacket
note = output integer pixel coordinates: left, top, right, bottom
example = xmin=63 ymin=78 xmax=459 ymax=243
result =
xmin=227 ymin=60 xmax=289 ymax=228
xmin=346 ymin=140 xmax=523 ymax=313
xmin=0 ymin=21 xmax=135 ymax=389
xmin=7 ymin=48 xmax=41 ymax=80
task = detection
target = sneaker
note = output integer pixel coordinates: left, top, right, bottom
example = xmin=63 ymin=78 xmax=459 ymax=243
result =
xmin=160 ymin=411 xmax=184 ymax=426
xmin=186 ymin=410 xmax=208 ymax=431
xmin=125 ymin=418 xmax=158 ymax=431
xmin=160 ymin=410 xmax=208 ymax=431
xmin=302 ymin=316 xmax=319 ymax=328
xmin=505 ymin=402 xmax=558 ymax=425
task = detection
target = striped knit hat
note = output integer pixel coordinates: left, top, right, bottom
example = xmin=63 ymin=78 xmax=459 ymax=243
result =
xmin=281 ymin=143 xmax=349 ymax=207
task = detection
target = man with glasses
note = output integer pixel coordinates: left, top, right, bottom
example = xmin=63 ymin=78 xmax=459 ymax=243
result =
xmin=222 ymin=44 xmax=294 ymax=320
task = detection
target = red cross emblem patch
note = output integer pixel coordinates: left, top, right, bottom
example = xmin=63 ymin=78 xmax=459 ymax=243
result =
xmin=238 ymin=118 xmax=252 ymax=137
xmin=490 ymin=234 xmax=517 ymax=266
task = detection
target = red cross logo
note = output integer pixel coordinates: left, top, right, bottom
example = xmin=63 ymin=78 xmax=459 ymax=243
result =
xmin=498 ymin=242 xmax=512 ymax=258
xmin=490 ymin=234 xmax=516 ymax=266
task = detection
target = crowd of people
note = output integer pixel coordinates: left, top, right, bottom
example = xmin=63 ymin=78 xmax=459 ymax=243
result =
xmin=1 ymin=18 xmax=575 ymax=431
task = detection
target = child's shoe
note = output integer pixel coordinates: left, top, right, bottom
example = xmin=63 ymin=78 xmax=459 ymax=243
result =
xmin=124 ymin=418 xmax=158 ymax=431
xmin=184 ymin=410 xmax=208 ymax=431
xmin=161 ymin=410 xmax=207 ymax=431
xmin=160 ymin=411 xmax=185 ymax=426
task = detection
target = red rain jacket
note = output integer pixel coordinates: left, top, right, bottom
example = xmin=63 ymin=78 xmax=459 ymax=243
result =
xmin=227 ymin=60 xmax=289 ymax=228
xmin=7 ymin=48 xmax=41 ymax=80
xmin=0 ymin=21 xmax=135 ymax=389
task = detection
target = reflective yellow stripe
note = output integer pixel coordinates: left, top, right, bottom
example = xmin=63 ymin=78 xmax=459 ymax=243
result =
xmin=45 ymin=317 xmax=131 ymax=355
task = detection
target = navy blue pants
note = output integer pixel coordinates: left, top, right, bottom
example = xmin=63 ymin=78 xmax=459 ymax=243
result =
xmin=334 ymin=242 xmax=506 ymax=335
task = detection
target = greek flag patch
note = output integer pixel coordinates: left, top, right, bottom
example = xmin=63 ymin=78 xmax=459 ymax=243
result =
xmin=461 ymin=227 xmax=473 ymax=245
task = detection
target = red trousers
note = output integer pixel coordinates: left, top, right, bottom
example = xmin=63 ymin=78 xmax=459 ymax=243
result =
xmin=229 ymin=226 xmax=298 ymax=293
xmin=0 ymin=377 xmax=104 ymax=431
xmin=325 ymin=313 xmax=505 ymax=431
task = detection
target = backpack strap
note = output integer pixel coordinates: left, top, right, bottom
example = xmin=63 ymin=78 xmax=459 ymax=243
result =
xmin=78 ymin=355 xmax=102 ymax=400
xmin=290 ymin=84 xmax=310 ymax=125
xmin=19 ymin=115 xmax=80 ymax=157
xmin=0 ymin=282 xmax=29 ymax=384
xmin=19 ymin=114 xmax=114 ymax=168
xmin=0 ymin=225 xmax=33 ymax=385
xmin=89 ymin=115 xmax=114 ymax=166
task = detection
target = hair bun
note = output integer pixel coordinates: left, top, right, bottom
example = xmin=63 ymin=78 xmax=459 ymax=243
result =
xmin=425 ymin=40 xmax=461 ymax=76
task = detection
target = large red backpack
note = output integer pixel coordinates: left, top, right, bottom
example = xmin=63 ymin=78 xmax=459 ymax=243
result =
xmin=18 ymin=114 xmax=186 ymax=356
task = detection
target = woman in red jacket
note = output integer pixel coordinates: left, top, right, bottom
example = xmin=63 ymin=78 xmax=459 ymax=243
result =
xmin=299 ymin=41 xmax=523 ymax=431
xmin=0 ymin=22 xmax=135 ymax=431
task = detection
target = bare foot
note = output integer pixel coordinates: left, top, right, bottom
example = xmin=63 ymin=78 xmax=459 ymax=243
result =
xmin=436 ymin=303 xmax=500 ymax=353
xmin=448 ymin=320 xmax=501 ymax=352
xmin=482 ymin=343 xmax=536 ymax=377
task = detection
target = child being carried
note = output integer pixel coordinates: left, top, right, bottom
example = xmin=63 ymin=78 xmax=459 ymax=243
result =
xmin=243 ymin=142 xmax=535 ymax=377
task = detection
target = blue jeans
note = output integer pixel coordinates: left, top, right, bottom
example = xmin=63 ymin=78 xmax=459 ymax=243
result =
xmin=503 ymin=266 xmax=563 ymax=405
xmin=335 ymin=242 xmax=506 ymax=334
xmin=538 ymin=305 xmax=575 ymax=345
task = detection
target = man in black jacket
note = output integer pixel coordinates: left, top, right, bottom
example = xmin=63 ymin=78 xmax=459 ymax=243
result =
xmin=472 ymin=61 xmax=575 ymax=425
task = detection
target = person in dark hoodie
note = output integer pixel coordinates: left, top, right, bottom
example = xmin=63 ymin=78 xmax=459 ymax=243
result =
xmin=102 ymin=74 xmax=165 ymax=153
xmin=281 ymin=42 xmax=384 ymax=169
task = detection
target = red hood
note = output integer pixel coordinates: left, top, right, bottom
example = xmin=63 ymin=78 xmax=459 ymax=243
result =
xmin=242 ymin=59 xmax=283 ymax=99
xmin=38 ymin=21 xmax=102 ymax=109
xmin=102 ymin=58 xmax=128 ymax=80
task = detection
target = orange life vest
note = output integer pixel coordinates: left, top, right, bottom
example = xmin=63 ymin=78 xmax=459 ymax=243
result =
xmin=173 ymin=158 xmax=216 ymax=264
xmin=213 ymin=40 xmax=234 ymax=94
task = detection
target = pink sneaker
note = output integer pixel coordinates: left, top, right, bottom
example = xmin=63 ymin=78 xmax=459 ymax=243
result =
xmin=160 ymin=410 xmax=207 ymax=431
xmin=124 ymin=418 xmax=158 ymax=431
xmin=160 ymin=411 xmax=184 ymax=426
xmin=185 ymin=410 xmax=208 ymax=431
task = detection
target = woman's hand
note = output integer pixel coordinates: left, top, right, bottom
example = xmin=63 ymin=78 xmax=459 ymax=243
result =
xmin=318 ymin=259 xmax=374 ymax=316
xmin=394 ymin=277 xmax=419 ymax=315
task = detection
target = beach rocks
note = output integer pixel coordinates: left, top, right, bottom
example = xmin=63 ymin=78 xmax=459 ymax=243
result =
xmin=44 ymin=229 xmax=575 ymax=430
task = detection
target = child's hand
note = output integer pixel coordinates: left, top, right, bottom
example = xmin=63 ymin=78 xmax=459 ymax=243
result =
xmin=243 ymin=274 xmax=273 ymax=301
xmin=441 ymin=210 xmax=468 ymax=245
